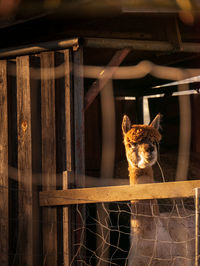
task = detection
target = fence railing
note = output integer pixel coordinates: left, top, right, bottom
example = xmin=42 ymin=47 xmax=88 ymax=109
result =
xmin=40 ymin=179 xmax=200 ymax=206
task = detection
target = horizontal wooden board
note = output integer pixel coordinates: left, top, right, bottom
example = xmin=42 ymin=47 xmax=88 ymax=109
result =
xmin=40 ymin=179 xmax=200 ymax=206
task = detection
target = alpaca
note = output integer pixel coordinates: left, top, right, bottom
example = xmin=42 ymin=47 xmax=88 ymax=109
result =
xmin=122 ymin=114 xmax=195 ymax=266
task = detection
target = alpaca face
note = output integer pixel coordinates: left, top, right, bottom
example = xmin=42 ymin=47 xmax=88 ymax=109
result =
xmin=124 ymin=138 xmax=158 ymax=169
xmin=122 ymin=114 xmax=161 ymax=169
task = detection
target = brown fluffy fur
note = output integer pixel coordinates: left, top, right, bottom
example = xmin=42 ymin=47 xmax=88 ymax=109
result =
xmin=124 ymin=124 xmax=161 ymax=144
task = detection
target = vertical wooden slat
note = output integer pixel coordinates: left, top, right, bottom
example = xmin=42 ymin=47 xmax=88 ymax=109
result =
xmin=74 ymin=47 xmax=85 ymax=187
xmin=73 ymin=47 xmax=86 ymax=263
xmin=30 ymin=55 xmax=42 ymax=266
xmin=0 ymin=60 xmax=8 ymax=266
xmin=40 ymin=51 xmax=57 ymax=266
xmin=65 ymin=50 xmax=73 ymax=173
xmin=63 ymin=49 xmax=74 ymax=266
xmin=16 ymin=56 xmax=33 ymax=265
xmin=7 ymin=60 xmax=18 ymax=266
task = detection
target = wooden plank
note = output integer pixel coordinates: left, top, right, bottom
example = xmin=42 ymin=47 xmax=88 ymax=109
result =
xmin=73 ymin=47 xmax=86 ymax=263
xmin=63 ymin=49 xmax=74 ymax=266
xmin=85 ymin=48 xmax=130 ymax=110
xmin=40 ymin=52 xmax=57 ymax=266
xmin=7 ymin=60 xmax=18 ymax=266
xmin=74 ymin=47 xmax=85 ymax=187
xmin=16 ymin=56 xmax=33 ymax=265
xmin=30 ymin=55 xmax=43 ymax=266
xmin=40 ymin=180 xmax=200 ymax=206
xmin=65 ymin=50 xmax=73 ymax=173
xmin=0 ymin=38 xmax=79 ymax=59
xmin=0 ymin=60 xmax=8 ymax=266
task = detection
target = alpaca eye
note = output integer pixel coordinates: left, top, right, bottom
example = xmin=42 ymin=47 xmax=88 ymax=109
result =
xmin=127 ymin=143 xmax=136 ymax=149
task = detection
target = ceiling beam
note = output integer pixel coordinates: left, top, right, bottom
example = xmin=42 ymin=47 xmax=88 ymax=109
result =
xmin=84 ymin=37 xmax=200 ymax=53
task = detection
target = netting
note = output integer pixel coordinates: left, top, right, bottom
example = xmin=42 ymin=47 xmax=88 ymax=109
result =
xmin=69 ymin=198 xmax=197 ymax=266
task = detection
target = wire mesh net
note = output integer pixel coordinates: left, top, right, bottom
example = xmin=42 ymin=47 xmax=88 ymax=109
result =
xmin=69 ymin=198 xmax=197 ymax=266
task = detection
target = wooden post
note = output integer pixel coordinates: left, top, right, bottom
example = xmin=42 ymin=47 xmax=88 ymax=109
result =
xmin=40 ymin=52 xmax=57 ymax=266
xmin=63 ymin=49 xmax=74 ymax=266
xmin=0 ymin=60 xmax=8 ymax=266
xmin=16 ymin=56 xmax=33 ymax=265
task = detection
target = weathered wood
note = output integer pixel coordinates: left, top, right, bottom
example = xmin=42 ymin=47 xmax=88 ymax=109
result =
xmin=7 ymin=60 xmax=18 ymax=266
xmin=85 ymin=48 xmax=130 ymax=110
xmin=16 ymin=56 xmax=33 ymax=265
xmin=65 ymin=50 xmax=73 ymax=173
xmin=0 ymin=60 xmax=8 ymax=266
xmin=74 ymin=47 xmax=85 ymax=187
xmin=63 ymin=49 xmax=74 ymax=266
xmin=85 ymin=38 xmax=200 ymax=53
xmin=30 ymin=55 xmax=42 ymax=266
xmin=40 ymin=52 xmax=57 ymax=266
xmin=0 ymin=38 xmax=79 ymax=59
xmin=40 ymin=180 xmax=200 ymax=206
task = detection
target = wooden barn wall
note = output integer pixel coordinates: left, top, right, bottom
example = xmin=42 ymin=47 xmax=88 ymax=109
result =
xmin=0 ymin=48 xmax=85 ymax=266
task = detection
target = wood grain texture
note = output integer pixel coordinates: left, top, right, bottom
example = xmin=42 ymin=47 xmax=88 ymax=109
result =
xmin=73 ymin=47 xmax=85 ymax=188
xmin=64 ymin=50 xmax=73 ymax=173
xmin=0 ymin=60 xmax=8 ymax=266
xmin=40 ymin=180 xmax=200 ymax=206
xmin=16 ymin=56 xmax=33 ymax=265
xmin=40 ymin=51 xmax=57 ymax=266
xmin=63 ymin=49 xmax=73 ymax=266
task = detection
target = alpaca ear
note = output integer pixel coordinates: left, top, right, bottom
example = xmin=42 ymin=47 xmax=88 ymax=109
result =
xmin=150 ymin=113 xmax=162 ymax=130
xmin=122 ymin=115 xmax=131 ymax=135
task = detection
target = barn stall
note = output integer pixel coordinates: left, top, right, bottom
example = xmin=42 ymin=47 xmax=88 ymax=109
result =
xmin=1 ymin=1 xmax=200 ymax=265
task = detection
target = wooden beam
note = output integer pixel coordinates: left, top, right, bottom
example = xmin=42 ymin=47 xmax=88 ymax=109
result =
xmin=165 ymin=17 xmax=182 ymax=51
xmin=0 ymin=38 xmax=79 ymax=59
xmin=0 ymin=60 xmax=8 ymax=266
xmin=40 ymin=180 xmax=200 ymax=206
xmin=84 ymin=38 xmax=200 ymax=53
xmin=85 ymin=48 xmax=130 ymax=110
xmin=16 ymin=56 xmax=33 ymax=265
xmin=40 ymin=52 xmax=57 ymax=266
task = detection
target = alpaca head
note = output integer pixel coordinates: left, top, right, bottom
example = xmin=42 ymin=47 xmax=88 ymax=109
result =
xmin=122 ymin=114 xmax=162 ymax=169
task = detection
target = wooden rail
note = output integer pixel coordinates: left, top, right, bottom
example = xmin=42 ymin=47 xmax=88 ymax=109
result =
xmin=40 ymin=179 xmax=200 ymax=206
